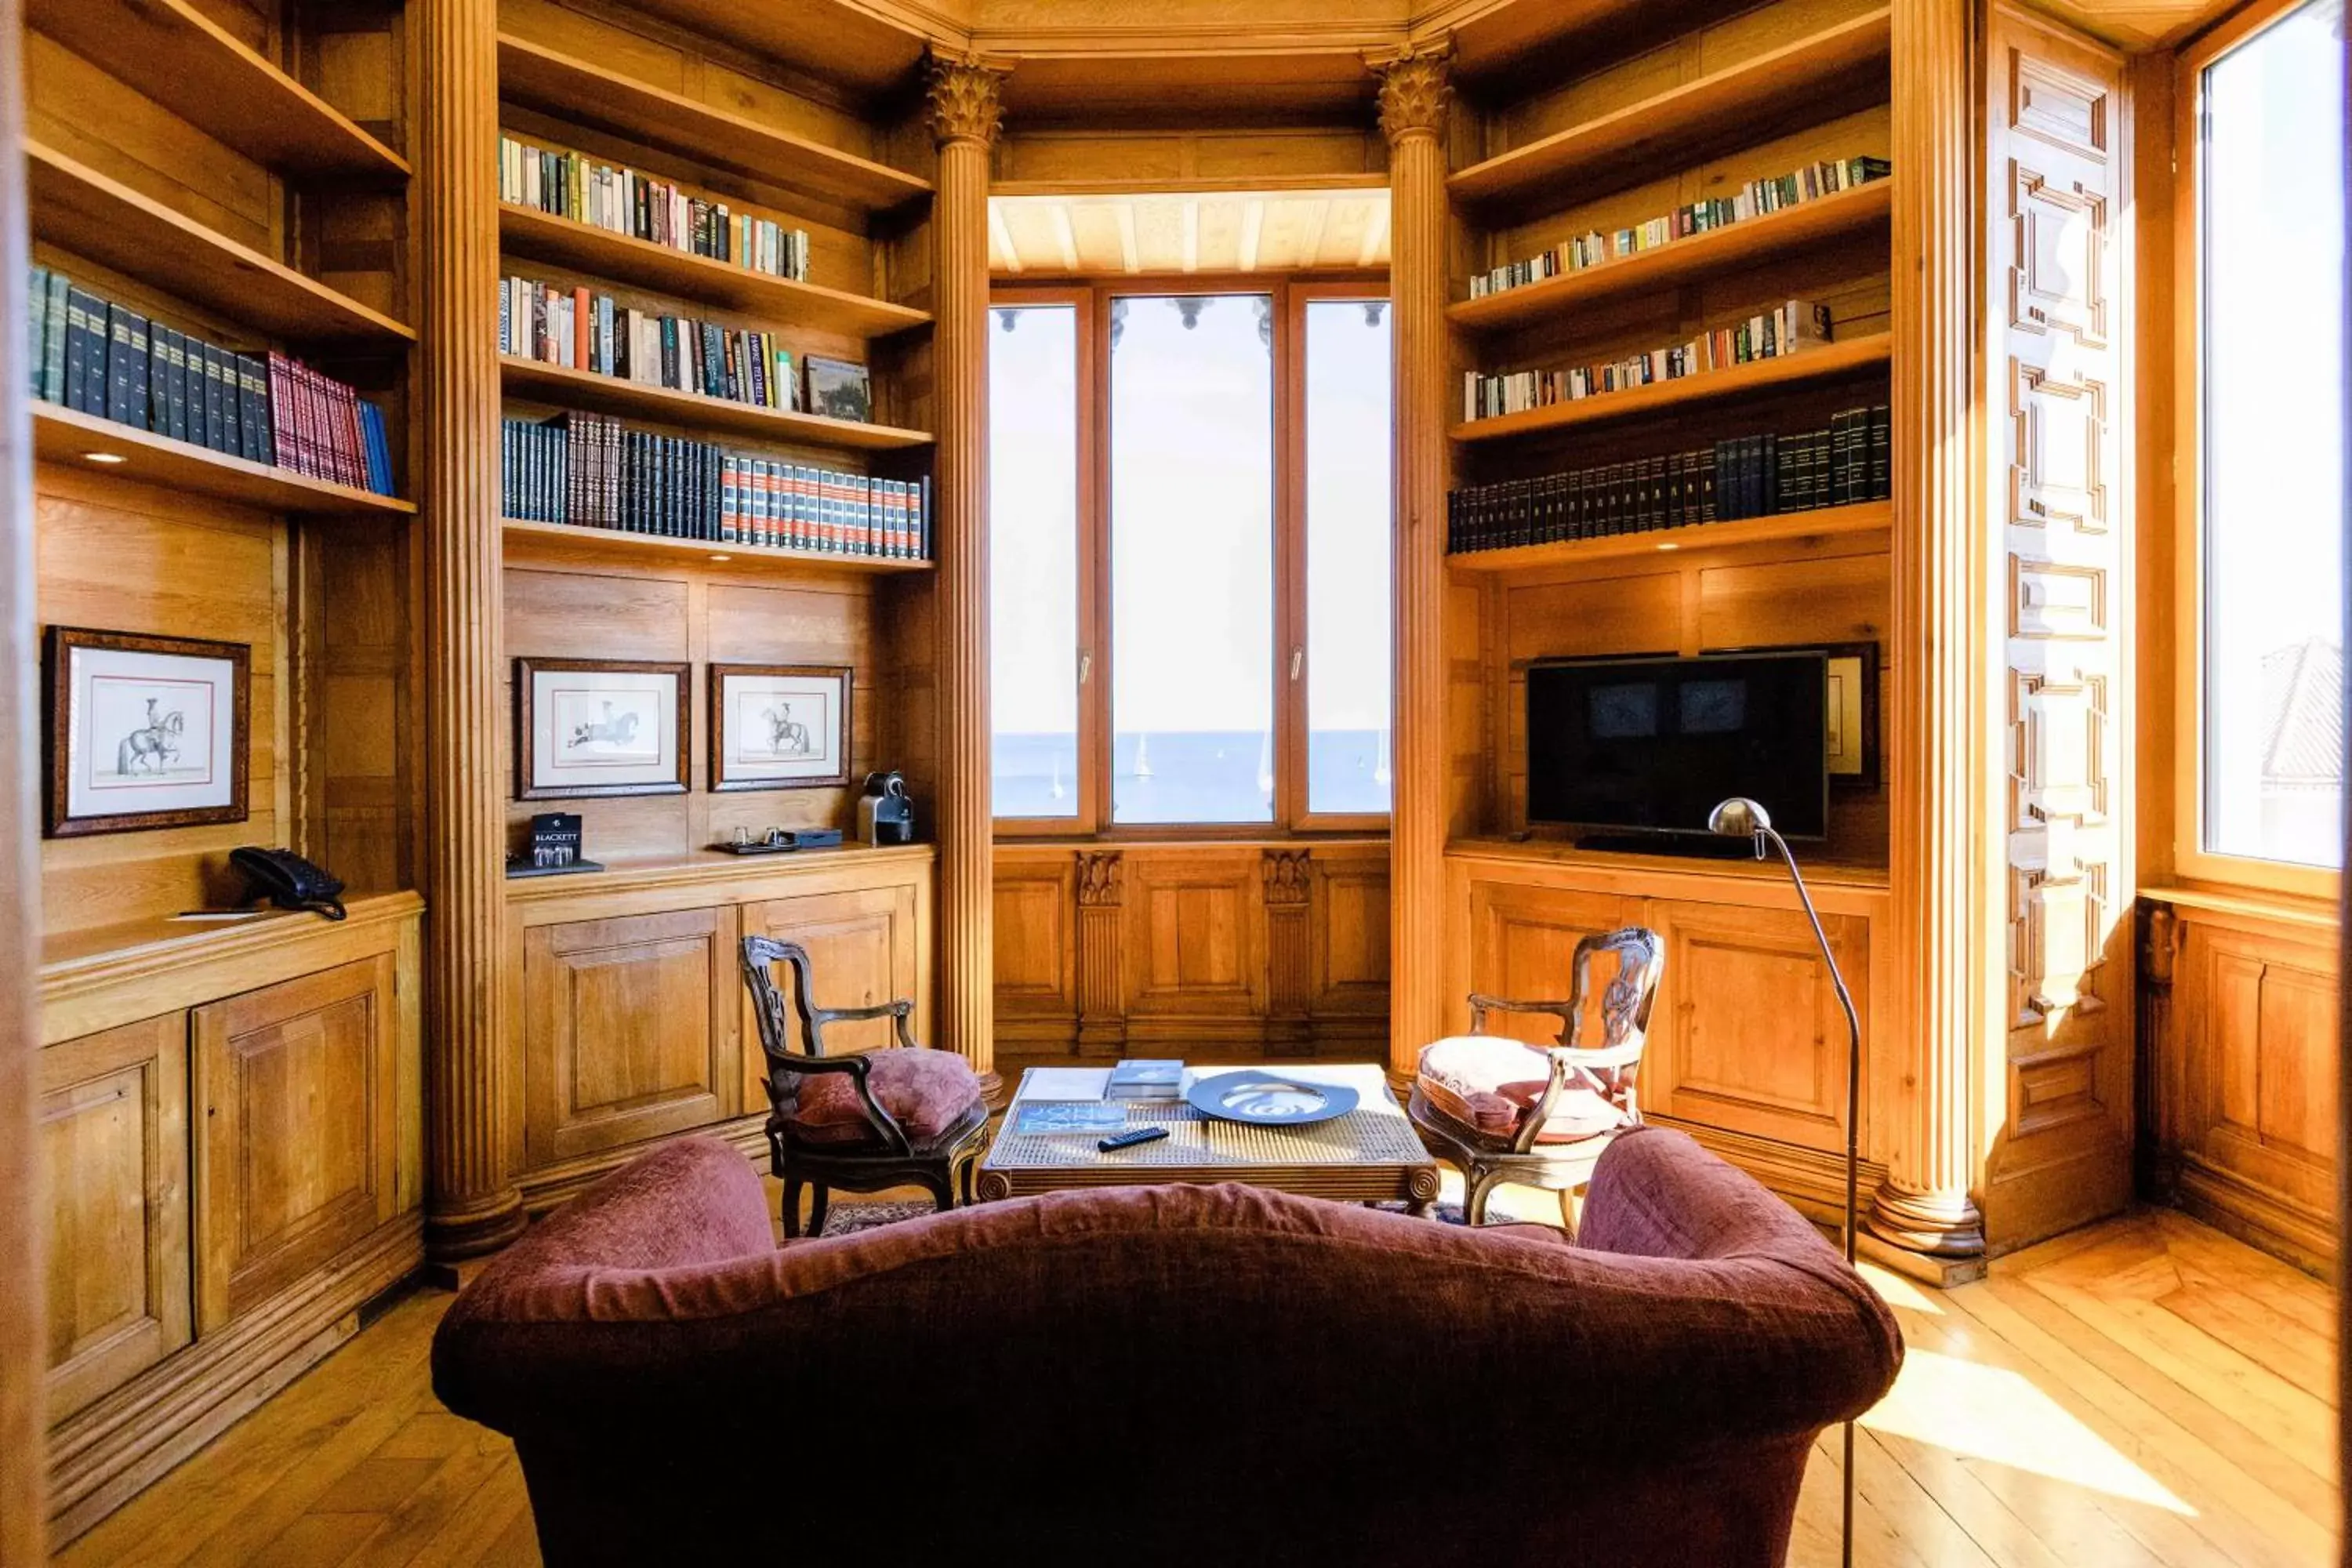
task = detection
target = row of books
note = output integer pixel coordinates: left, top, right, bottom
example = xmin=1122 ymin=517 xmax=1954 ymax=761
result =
xmin=502 ymin=412 xmax=931 ymax=558
xmin=27 ymin=267 xmax=397 ymax=495
xmin=1466 ymin=157 xmax=1893 ymax=299
xmin=1444 ymin=407 xmax=1890 ymax=554
xmin=1462 ymin=300 xmax=1831 ymax=423
xmin=496 ymin=134 xmax=810 ymax=281
xmin=499 ymin=274 xmax=806 ymax=412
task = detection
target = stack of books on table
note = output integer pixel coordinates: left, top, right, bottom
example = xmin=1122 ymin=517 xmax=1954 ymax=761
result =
xmin=1106 ymin=1058 xmax=1185 ymax=1102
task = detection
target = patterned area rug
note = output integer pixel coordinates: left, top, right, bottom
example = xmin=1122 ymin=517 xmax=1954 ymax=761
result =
xmin=807 ymin=1194 xmax=1545 ymax=1237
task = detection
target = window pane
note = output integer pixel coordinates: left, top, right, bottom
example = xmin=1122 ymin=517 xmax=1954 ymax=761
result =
xmin=1109 ymin=295 xmax=1276 ymax=824
xmin=2200 ymin=0 xmax=2347 ymax=868
xmin=1305 ymin=299 xmax=1394 ymax=815
xmin=989 ymin=304 xmax=1080 ymax=819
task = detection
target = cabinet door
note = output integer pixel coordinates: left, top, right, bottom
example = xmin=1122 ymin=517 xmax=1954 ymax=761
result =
xmin=2179 ymin=920 xmax=2337 ymax=1227
xmin=193 ymin=955 xmax=397 ymax=1335
xmin=1649 ymin=900 xmax=1869 ymax=1153
xmin=522 ymin=906 xmax=737 ymax=1170
xmin=742 ymin=884 xmax=921 ymax=1108
xmin=42 ymin=1014 xmax=191 ymax=1422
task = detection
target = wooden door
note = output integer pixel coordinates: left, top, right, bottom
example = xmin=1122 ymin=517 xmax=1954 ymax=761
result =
xmin=192 ymin=956 xmax=397 ymax=1335
xmin=522 ymin=907 xmax=738 ymax=1170
xmin=40 ymin=1014 xmax=191 ymax=1422
xmin=1649 ymin=900 xmax=1870 ymax=1154
xmin=742 ymin=884 xmax=921 ymax=1109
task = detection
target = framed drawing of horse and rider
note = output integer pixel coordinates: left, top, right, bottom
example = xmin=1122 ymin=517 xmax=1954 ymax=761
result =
xmin=45 ymin=625 xmax=249 ymax=837
xmin=515 ymin=657 xmax=691 ymax=800
xmin=709 ymin=663 xmax=851 ymax=792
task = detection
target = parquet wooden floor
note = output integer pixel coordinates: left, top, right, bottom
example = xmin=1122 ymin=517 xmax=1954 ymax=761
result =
xmin=52 ymin=1204 xmax=2339 ymax=1567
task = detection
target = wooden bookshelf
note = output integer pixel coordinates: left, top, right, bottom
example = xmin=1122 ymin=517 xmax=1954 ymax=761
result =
xmin=1449 ymin=8 xmax=1893 ymax=215
xmin=1444 ymin=499 xmax=1891 ymax=575
xmin=1448 ymin=180 xmax=1894 ymax=334
xmin=32 ymin=404 xmax=415 ymax=518
xmin=497 ymin=204 xmax=931 ymax=339
xmin=499 ymin=356 xmax=931 ymax=450
xmin=1450 ymin=332 xmax=1892 ymax=442
xmin=503 ymin=515 xmax=932 ymax=574
xmin=496 ymin=34 xmax=933 ymax=215
xmin=26 ymin=0 xmax=408 ymax=180
xmin=28 ymin=143 xmax=416 ymax=347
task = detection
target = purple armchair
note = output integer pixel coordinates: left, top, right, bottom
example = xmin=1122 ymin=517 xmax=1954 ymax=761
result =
xmin=433 ymin=1127 xmax=1900 ymax=1567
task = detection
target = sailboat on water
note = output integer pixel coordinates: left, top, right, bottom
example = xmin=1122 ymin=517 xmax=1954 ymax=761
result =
xmin=1133 ymin=732 xmax=1154 ymax=780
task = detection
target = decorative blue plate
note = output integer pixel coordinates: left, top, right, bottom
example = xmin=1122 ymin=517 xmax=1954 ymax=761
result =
xmin=1185 ymin=1071 xmax=1359 ymax=1127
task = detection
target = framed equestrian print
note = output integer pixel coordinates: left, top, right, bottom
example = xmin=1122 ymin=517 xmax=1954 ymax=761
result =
xmin=45 ymin=626 xmax=250 ymax=837
xmin=515 ymin=658 xmax=690 ymax=800
xmin=710 ymin=664 xmax=851 ymax=791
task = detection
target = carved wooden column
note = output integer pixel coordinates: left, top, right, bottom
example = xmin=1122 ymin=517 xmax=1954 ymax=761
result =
xmin=927 ymin=54 xmax=1005 ymax=1099
xmin=419 ymin=0 xmax=524 ymax=1259
xmin=1262 ymin=850 xmax=1313 ymax=1057
xmin=1374 ymin=44 xmax=1452 ymax=1081
xmin=1868 ymin=0 xmax=1986 ymax=1269
xmin=1075 ymin=851 xmax=1124 ymax=1055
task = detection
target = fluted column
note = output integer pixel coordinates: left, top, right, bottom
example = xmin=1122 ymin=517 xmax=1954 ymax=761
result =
xmin=927 ymin=54 xmax=1005 ymax=1099
xmin=419 ymin=0 xmax=524 ymax=1259
xmin=1869 ymin=0 xmax=1985 ymax=1261
xmin=1374 ymin=45 xmax=1453 ymax=1079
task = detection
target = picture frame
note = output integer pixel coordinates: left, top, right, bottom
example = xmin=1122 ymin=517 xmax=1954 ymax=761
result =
xmin=45 ymin=626 xmax=250 ymax=838
xmin=1822 ymin=641 xmax=1881 ymax=789
xmin=515 ymin=658 xmax=690 ymax=800
xmin=710 ymin=663 xmax=851 ymax=791
xmin=802 ymin=355 xmax=872 ymax=423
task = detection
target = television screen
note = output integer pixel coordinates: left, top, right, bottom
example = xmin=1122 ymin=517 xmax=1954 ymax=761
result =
xmin=1526 ymin=652 xmax=1829 ymax=840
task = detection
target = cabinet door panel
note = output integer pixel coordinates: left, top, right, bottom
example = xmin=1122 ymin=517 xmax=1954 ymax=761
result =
xmin=194 ymin=956 xmax=397 ymax=1334
xmin=1462 ymin=880 xmax=1628 ymax=1044
xmin=2183 ymin=922 xmax=2337 ymax=1218
xmin=42 ymin=1014 xmax=191 ymax=1422
xmin=1650 ymin=901 xmax=1868 ymax=1153
xmin=523 ymin=907 xmax=735 ymax=1169
xmin=742 ymin=884 xmax=920 ymax=1107
xmin=1122 ymin=852 xmax=1264 ymax=1019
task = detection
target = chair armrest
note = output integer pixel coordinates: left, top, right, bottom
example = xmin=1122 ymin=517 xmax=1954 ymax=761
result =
xmin=811 ymin=997 xmax=919 ymax=1052
xmin=1466 ymin=993 xmax=1575 ymax=1040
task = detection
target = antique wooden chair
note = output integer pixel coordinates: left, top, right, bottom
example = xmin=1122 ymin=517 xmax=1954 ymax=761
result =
xmin=739 ymin=935 xmax=990 ymax=1238
xmin=1407 ymin=926 xmax=1664 ymax=1232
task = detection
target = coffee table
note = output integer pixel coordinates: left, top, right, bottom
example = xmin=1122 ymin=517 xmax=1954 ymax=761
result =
xmin=975 ymin=1062 xmax=1440 ymax=1213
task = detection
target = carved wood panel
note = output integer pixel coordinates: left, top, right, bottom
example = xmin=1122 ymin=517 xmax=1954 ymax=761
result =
xmin=1987 ymin=10 xmax=2134 ymax=1243
xmin=1309 ymin=854 xmax=1392 ymax=1018
xmin=1122 ymin=851 xmax=1265 ymax=1022
xmin=192 ymin=955 xmax=398 ymax=1334
xmin=741 ymin=884 xmax=923 ymax=1108
xmin=39 ymin=1014 xmax=191 ymax=1423
xmin=521 ymin=908 xmax=736 ymax=1171
xmin=992 ymin=858 xmax=1077 ymax=1023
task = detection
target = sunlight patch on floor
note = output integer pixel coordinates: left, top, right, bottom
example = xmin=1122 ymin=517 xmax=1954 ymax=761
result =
xmin=1860 ymin=1346 xmax=2197 ymax=1515
xmin=1856 ymin=1260 xmax=1943 ymax=1315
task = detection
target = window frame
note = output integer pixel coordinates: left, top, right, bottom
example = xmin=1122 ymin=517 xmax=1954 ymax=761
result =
xmin=988 ymin=273 xmax=1392 ymax=840
xmin=2171 ymin=0 xmax=2346 ymax=898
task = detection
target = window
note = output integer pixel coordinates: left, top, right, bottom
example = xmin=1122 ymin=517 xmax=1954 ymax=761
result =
xmin=2185 ymin=0 xmax=2347 ymax=883
xmin=989 ymin=280 xmax=1392 ymax=834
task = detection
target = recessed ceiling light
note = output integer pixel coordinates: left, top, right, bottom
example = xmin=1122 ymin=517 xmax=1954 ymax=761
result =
xmin=82 ymin=452 xmax=126 ymax=465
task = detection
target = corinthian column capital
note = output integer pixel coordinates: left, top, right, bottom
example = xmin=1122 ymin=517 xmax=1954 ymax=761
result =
xmin=1369 ymin=42 xmax=1451 ymax=145
xmin=927 ymin=51 xmax=1007 ymax=150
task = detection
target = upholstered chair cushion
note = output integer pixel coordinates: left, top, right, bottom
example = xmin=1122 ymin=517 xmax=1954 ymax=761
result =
xmin=788 ymin=1047 xmax=982 ymax=1145
xmin=1417 ymin=1035 xmax=1629 ymax=1145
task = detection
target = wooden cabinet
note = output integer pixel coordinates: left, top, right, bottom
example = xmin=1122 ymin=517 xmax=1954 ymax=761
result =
xmin=40 ymin=1015 xmax=190 ymax=1424
xmin=521 ymin=908 xmax=738 ymax=1170
xmin=192 ymin=954 xmax=400 ymax=1335
xmin=741 ymin=881 xmax=925 ymax=1103
xmin=1461 ymin=879 xmax=1628 ymax=1042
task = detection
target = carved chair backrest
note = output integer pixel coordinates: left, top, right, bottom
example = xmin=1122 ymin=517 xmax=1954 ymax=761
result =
xmin=739 ymin=935 xmax=827 ymax=1110
xmin=1468 ymin=925 xmax=1664 ymax=1117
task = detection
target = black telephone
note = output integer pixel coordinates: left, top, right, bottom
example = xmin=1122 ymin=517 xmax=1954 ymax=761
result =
xmin=230 ymin=847 xmax=347 ymax=922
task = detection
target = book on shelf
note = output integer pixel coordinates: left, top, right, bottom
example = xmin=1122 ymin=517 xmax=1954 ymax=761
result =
xmin=1105 ymin=1059 xmax=1185 ymax=1102
xmin=497 ymin=134 xmax=811 ymax=283
xmin=28 ymin=266 xmax=398 ymax=498
xmin=1462 ymin=300 xmax=1832 ymax=423
xmin=1466 ymin=156 xmax=1892 ymax=300
xmin=500 ymin=273 xmax=811 ymax=415
xmin=1445 ymin=404 xmax=1890 ymax=554
xmin=1011 ymin=1102 xmax=1129 ymax=1137
xmin=500 ymin=411 xmax=932 ymax=561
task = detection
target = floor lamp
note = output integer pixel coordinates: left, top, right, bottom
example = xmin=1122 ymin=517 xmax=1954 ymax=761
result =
xmin=1707 ymin=797 xmax=1864 ymax=1568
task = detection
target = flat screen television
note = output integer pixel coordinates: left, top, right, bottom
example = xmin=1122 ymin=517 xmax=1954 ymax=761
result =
xmin=1526 ymin=651 xmax=1829 ymax=844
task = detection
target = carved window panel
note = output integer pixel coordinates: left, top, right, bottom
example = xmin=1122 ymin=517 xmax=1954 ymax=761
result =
xmin=2010 ymin=49 xmax=2111 ymax=161
xmin=2011 ymin=1043 xmax=2108 ymax=1136
xmin=2008 ymin=859 xmax=2111 ymax=1026
xmin=2010 ymin=165 xmax=2110 ymax=348
xmin=2008 ymin=360 xmax=2109 ymax=534
xmin=2012 ymin=556 xmax=2108 ymax=641
xmin=1122 ymin=853 xmax=1265 ymax=1017
xmin=2008 ymin=666 xmax=2112 ymax=831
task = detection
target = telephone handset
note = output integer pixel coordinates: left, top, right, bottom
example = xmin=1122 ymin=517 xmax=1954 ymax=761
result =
xmin=230 ymin=847 xmax=347 ymax=922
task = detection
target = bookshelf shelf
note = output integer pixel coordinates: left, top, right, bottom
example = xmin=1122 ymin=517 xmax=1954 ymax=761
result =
xmin=29 ymin=143 xmax=417 ymax=348
xmin=497 ymin=204 xmax=931 ymax=339
xmin=502 ymin=515 xmax=932 ymax=573
xmin=1448 ymin=180 xmax=1894 ymax=335
xmin=1445 ymin=499 xmax=1891 ymax=575
xmin=27 ymin=0 xmax=410 ymax=182
xmin=496 ymin=34 xmax=934 ymax=216
xmin=1448 ymin=8 xmax=1893 ymax=216
xmin=499 ymin=355 xmax=933 ymax=450
xmin=1450 ymin=332 xmax=1892 ymax=443
xmin=33 ymin=404 xmax=416 ymax=517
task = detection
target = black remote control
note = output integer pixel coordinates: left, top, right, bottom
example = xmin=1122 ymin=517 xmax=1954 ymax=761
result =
xmin=1098 ymin=1127 xmax=1169 ymax=1152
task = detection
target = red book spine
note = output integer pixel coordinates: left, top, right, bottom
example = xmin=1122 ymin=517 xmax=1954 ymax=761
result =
xmin=265 ymin=352 xmax=296 ymax=470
